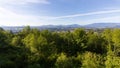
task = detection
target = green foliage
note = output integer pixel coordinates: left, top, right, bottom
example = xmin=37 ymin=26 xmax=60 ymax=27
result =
xmin=87 ymin=32 xmax=107 ymax=54
xmin=105 ymin=51 xmax=120 ymax=68
xmin=72 ymin=28 xmax=87 ymax=47
xmin=81 ymin=52 xmax=104 ymax=68
xmin=112 ymin=29 xmax=120 ymax=45
xmin=55 ymin=53 xmax=77 ymax=68
xmin=0 ymin=27 xmax=120 ymax=68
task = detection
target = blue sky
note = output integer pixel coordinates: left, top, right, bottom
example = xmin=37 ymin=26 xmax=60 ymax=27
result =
xmin=0 ymin=0 xmax=120 ymax=26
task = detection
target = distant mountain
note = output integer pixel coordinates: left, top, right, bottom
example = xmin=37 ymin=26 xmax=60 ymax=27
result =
xmin=1 ymin=23 xmax=120 ymax=32
xmin=38 ymin=24 xmax=81 ymax=28
xmin=1 ymin=24 xmax=82 ymax=32
xmin=84 ymin=23 xmax=120 ymax=28
xmin=38 ymin=23 xmax=120 ymax=29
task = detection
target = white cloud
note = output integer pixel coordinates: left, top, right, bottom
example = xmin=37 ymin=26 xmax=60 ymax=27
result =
xmin=1 ymin=6 xmax=120 ymax=26
xmin=0 ymin=0 xmax=50 ymax=5
xmin=86 ymin=16 xmax=120 ymax=24
xmin=0 ymin=7 xmax=43 ymax=26
xmin=0 ymin=0 xmax=50 ymax=26
xmin=48 ymin=10 xmax=120 ymax=19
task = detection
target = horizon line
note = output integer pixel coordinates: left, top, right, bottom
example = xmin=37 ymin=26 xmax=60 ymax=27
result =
xmin=1 ymin=22 xmax=120 ymax=27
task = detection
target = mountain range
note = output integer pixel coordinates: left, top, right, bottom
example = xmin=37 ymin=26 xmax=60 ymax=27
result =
xmin=1 ymin=23 xmax=120 ymax=32
xmin=35 ymin=23 xmax=120 ymax=28
xmin=84 ymin=23 xmax=120 ymax=28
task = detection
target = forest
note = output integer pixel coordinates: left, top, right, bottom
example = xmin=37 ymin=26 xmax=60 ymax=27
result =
xmin=0 ymin=26 xmax=120 ymax=68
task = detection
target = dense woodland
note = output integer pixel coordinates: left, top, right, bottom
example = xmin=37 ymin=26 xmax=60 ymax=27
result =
xmin=0 ymin=26 xmax=120 ymax=68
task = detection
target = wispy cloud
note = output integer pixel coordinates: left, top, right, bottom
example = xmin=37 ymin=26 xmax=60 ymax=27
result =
xmin=0 ymin=0 xmax=50 ymax=25
xmin=0 ymin=0 xmax=50 ymax=5
xmin=1 ymin=6 xmax=120 ymax=26
xmin=0 ymin=7 xmax=43 ymax=26
xmin=85 ymin=16 xmax=120 ymax=24
xmin=47 ymin=10 xmax=120 ymax=19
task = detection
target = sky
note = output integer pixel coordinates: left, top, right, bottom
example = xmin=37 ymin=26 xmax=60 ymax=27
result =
xmin=1 ymin=0 xmax=120 ymax=26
